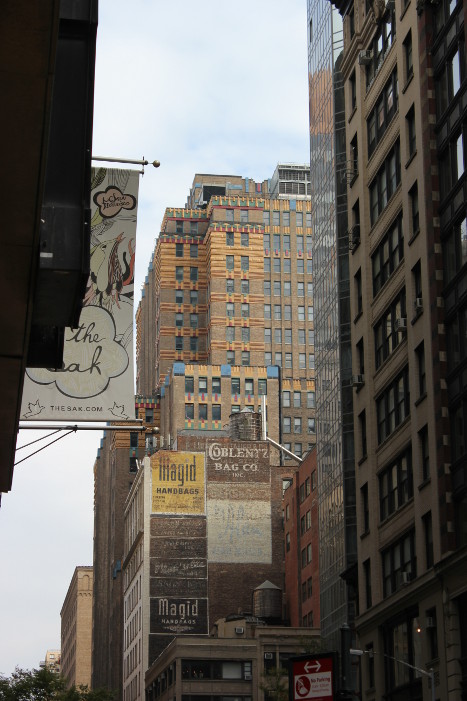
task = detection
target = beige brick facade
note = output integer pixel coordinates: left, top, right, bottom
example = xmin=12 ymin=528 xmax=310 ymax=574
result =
xmin=61 ymin=566 xmax=93 ymax=688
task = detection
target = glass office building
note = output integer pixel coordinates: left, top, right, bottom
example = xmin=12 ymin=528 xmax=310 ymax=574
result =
xmin=307 ymin=0 xmax=357 ymax=648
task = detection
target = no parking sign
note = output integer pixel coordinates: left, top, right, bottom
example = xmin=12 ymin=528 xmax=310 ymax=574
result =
xmin=289 ymin=653 xmax=337 ymax=701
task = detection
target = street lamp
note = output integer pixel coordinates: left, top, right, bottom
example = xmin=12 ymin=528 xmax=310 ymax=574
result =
xmin=350 ymin=649 xmax=435 ymax=701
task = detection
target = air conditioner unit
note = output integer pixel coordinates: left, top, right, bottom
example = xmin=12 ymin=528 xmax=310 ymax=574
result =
xmin=386 ymin=0 xmax=396 ymax=10
xmin=264 ymin=653 xmax=274 ymax=660
xmin=244 ymin=674 xmax=252 ymax=680
xmin=235 ymin=626 xmax=244 ymax=634
xmin=395 ymin=317 xmax=407 ymax=332
xmin=358 ymin=49 xmax=373 ymax=65
xmin=349 ymin=225 xmax=361 ymax=249
xmin=352 ymin=374 xmax=364 ymax=387
xmin=415 ymin=297 xmax=423 ymax=311
xmin=397 ymin=571 xmax=411 ymax=586
xmin=426 ymin=616 xmax=435 ymax=628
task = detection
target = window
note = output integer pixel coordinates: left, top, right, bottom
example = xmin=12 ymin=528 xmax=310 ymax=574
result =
xmin=226 ymin=231 xmax=234 ymax=246
xmin=241 ymin=256 xmax=249 ymax=271
xmin=176 ymin=266 xmax=184 ymax=281
xmin=383 ymin=612 xmax=422 ymax=692
xmin=297 ymin=281 xmax=304 ymax=297
xmin=283 ymin=258 xmax=291 ymax=274
xmin=363 ymin=558 xmax=372 ymax=608
xmin=241 ymin=351 xmax=250 ymax=365
xmin=273 ymin=234 xmax=281 ymax=250
xmin=190 ymin=266 xmax=198 ymax=282
xmin=298 ymin=306 xmax=305 ymax=321
xmin=436 ymin=42 xmax=465 ymax=117
xmin=212 ymin=404 xmax=221 ymax=421
xmin=264 ymin=328 xmax=271 ymax=344
xmin=308 ymin=353 xmax=315 ymax=369
xmin=376 ymin=366 xmax=410 ymax=444
xmin=241 ymin=279 xmax=249 ymax=295
xmin=355 ymin=269 xmax=362 ymax=316
xmin=226 ymin=326 xmax=235 ymax=342
xmin=275 ymin=352 xmax=282 ymax=366
xmin=284 ymin=305 xmax=292 ymax=320
xmin=258 ymin=379 xmax=267 ymax=395
xmin=286 ymin=532 xmax=291 ymax=552
xmin=416 ymin=342 xmax=426 ymax=397
xmin=212 ymin=377 xmax=221 ymax=395
xmin=362 ymin=483 xmax=369 ymax=534
xmin=274 ymin=305 xmax=281 ymax=320
xmin=426 ymin=608 xmax=438 ymax=660
xmin=365 ymin=9 xmax=396 ymax=88
xmin=199 ymin=404 xmax=207 ymax=420
xmin=297 ymin=259 xmax=304 ymax=274
xmin=284 ymin=234 xmax=291 ymax=250
xmin=285 ymin=352 xmax=292 ymax=368
xmin=419 ymin=425 xmax=430 ymax=481
xmin=366 ymin=644 xmax=375 ymax=688
xmin=359 ymin=410 xmax=367 ymax=459
xmin=412 ymin=259 xmax=422 ymax=302
xmin=227 ymin=350 xmax=235 ymax=365
xmin=241 ymin=303 xmax=249 ymax=318
xmin=423 ymin=511 xmax=434 ymax=569
xmin=308 ymin=417 xmax=316 ymax=434
xmin=190 ymin=290 xmax=198 ymax=306
xmin=264 ymin=281 xmax=271 ymax=296
xmin=298 ymin=329 xmax=305 ymax=345
xmin=190 ymin=222 xmax=198 ymax=235
xmin=245 ymin=378 xmax=254 ymax=394
xmin=274 ymin=328 xmax=282 ymax=344
xmin=264 ymin=304 xmax=271 ymax=319
xmin=379 ymin=447 xmax=413 ymax=522
xmin=350 ymin=133 xmax=358 ymax=179
xmin=409 ymin=182 xmax=419 ymax=236
xmin=241 ymin=327 xmax=250 ymax=343
xmin=226 ymin=302 xmax=234 ymax=318
xmin=185 ymin=403 xmax=194 ymax=419
xmin=285 ymin=328 xmax=292 ymax=345
xmin=283 ymin=416 xmax=291 ymax=433
xmin=373 ymin=288 xmax=406 ymax=369
xmin=382 ymin=529 xmax=416 ymax=596
xmin=406 ymin=105 xmax=416 ymax=158
xmin=299 ymin=353 xmax=306 ymax=369
xmin=226 ymin=278 xmax=234 ymax=294
xmin=308 ymin=306 xmax=313 ymax=322
xmin=231 ymin=378 xmax=240 ymax=395
xmin=403 ymin=31 xmax=413 ymax=83
xmin=293 ymin=391 xmax=301 ymax=408
xmin=264 ymin=352 xmax=272 ymax=365
xmin=444 ymin=216 xmax=467 ymax=283
xmin=367 ymin=69 xmax=398 ymax=157
xmin=283 ymin=211 xmax=290 ymax=226
xmin=240 ymin=210 xmax=248 ymax=224
xmin=175 ymin=289 xmax=183 ymax=305
xmin=176 ymin=242 xmax=183 ymax=257
xmin=372 ymin=213 xmax=404 ymax=296
xmin=309 ymin=329 xmax=314 ymax=345
xmin=176 ymin=220 xmax=183 ymax=234
xmin=190 ymin=337 xmax=198 ymax=352
xmin=296 ymin=211 xmax=303 ymax=227
xmin=274 ymin=281 xmax=281 ymax=296
xmin=198 ymin=376 xmax=207 ymax=394
xmin=175 ymin=337 xmax=183 ymax=351
xmin=307 ymin=391 xmax=315 ymax=408
xmin=226 ymin=255 xmax=234 ymax=270
xmin=190 ymin=313 xmax=198 ymax=329
xmin=225 ymin=209 xmax=234 ymax=223
xmin=369 ymin=140 xmax=401 ymax=225
xmin=306 ymin=212 xmax=312 ymax=228
xmin=175 ymin=312 xmax=184 ymax=327
xmin=263 ymin=210 xmax=270 ymax=226
xmin=273 ymin=211 xmax=280 ymax=226
xmin=349 ymin=70 xmax=356 ymax=111
xmin=273 ymin=258 xmax=281 ymax=274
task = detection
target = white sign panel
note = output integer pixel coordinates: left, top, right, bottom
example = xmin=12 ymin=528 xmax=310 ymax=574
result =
xmin=21 ymin=168 xmax=139 ymax=421
xmin=207 ymin=498 xmax=271 ymax=563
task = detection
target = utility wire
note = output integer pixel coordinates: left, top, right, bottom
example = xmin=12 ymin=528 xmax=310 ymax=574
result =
xmin=14 ymin=430 xmax=76 ymax=467
xmin=15 ymin=428 xmax=62 ymax=451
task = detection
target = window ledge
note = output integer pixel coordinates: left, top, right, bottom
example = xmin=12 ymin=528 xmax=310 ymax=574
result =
xmin=348 ymin=105 xmax=357 ymax=123
xmin=354 ymin=310 xmax=363 ymax=324
xmin=358 ymin=455 xmax=368 ymax=467
xmin=360 ymin=529 xmax=370 ymax=540
xmin=412 ymin=307 xmax=423 ymax=324
xmin=418 ymin=476 xmax=431 ymax=491
xmin=415 ymin=392 xmax=427 ymax=407
xmin=402 ymin=72 xmax=414 ymax=94
xmin=400 ymin=0 xmax=411 ymax=20
xmin=408 ymin=227 xmax=420 ymax=246
xmin=405 ymin=150 xmax=417 ymax=169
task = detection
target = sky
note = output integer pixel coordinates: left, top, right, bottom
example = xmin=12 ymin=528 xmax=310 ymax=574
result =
xmin=0 ymin=0 xmax=310 ymax=677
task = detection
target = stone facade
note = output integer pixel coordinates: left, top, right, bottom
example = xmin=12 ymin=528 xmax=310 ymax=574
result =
xmin=61 ymin=566 xmax=93 ymax=688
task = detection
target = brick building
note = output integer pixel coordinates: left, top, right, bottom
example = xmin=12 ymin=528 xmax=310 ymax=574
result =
xmin=61 ymin=566 xmax=93 ymax=688
xmin=122 ymin=433 xmax=289 ymax=701
xmin=283 ymin=448 xmax=320 ymax=629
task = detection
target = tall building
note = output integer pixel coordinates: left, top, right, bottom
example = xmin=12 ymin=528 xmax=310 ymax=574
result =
xmin=330 ymin=0 xmax=467 ymax=697
xmin=61 ymin=566 xmax=93 ymax=688
xmin=307 ymin=0 xmax=357 ymax=649
xmin=136 ymin=166 xmax=316 ymax=460
xmin=39 ymin=649 xmax=61 ymax=674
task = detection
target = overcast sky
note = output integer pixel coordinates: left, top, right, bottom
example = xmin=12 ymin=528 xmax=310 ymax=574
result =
xmin=0 ymin=0 xmax=309 ymax=676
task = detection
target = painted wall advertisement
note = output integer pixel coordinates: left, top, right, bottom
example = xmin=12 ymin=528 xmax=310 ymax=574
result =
xmin=151 ymin=451 xmax=206 ymax=515
xmin=20 ymin=168 xmax=139 ymax=422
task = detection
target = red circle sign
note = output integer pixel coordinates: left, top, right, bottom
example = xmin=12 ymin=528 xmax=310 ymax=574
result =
xmin=295 ymin=676 xmax=311 ymax=697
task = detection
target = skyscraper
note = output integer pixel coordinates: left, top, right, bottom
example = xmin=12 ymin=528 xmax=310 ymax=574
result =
xmin=307 ymin=0 xmax=357 ymax=649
